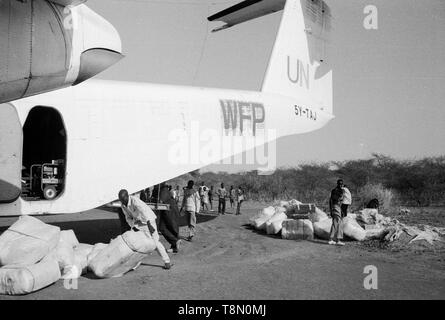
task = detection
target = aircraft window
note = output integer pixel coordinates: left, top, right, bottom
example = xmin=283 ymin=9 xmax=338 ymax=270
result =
xmin=21 ymin=106 xmax=67 ymax=201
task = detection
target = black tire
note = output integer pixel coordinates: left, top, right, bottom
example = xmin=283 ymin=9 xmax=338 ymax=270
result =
xmin=43 ymin=185 xmax=57 ymax=200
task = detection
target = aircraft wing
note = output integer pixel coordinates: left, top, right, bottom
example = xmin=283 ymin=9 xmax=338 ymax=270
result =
xmin=49 ymin=0 xmax=86 ymax=6
xmin=207 ymin=0 xmax=286 ymax=32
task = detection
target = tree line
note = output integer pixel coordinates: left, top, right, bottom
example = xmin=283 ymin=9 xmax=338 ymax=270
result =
xmin=167 ymin=154 xmax=445 ymax=209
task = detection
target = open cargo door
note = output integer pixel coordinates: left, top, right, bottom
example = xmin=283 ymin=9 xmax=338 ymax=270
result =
xmin=0 ymin=104 xmax=23 ymax=203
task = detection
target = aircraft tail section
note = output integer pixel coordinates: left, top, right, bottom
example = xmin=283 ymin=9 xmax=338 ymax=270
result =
xmin=208 ymin=0 xmax=333 ymax=114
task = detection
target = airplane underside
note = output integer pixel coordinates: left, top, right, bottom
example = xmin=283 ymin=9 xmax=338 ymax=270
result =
xmin=0 ymin=80 xmax=333 ymax=216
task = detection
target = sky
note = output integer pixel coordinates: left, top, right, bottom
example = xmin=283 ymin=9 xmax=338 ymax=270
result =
xmin=88 ymin=0 xmax=445 ymax=171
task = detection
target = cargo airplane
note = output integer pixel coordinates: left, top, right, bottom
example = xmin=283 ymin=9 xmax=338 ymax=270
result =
xmin=0 ymin=0 xmax=333 ymax=216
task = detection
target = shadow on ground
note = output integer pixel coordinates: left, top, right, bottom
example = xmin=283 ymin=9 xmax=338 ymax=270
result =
xmin=0 ymin=209 xmax=218 ymax=244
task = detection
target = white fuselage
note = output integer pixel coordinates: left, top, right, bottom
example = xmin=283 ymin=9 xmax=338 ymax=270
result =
xmin=0 ymin=79 xmax=333 ymax=216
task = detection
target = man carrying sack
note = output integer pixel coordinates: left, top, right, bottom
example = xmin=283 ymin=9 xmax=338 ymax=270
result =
xmin=118 ymin=189 xmax=172 ymax=269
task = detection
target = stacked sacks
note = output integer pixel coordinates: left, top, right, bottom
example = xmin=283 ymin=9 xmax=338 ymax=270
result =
xmin=0 ymin=216 xmax=62 ymax=295
xmin=265 ymin=208 xmax=287 ymax=235
xmin=88 ymin=230 xmax=156 ymax=278
xmin=73 ymin=244 xmax=94 ymax=276
xmin=87 ymin=243 xmax=108 ymax=266
xmin=356 ymin=208 xmax=378 ymax=225
xmin=250 ymin=206 xmax=276 ymax=231
xmin=286 ymin=199 xmax=303 ymax=207
xmin=313 ymin=219 xmax=332 ymax=240
xmin=356 ymin=209 xmax=391 ymax=226
xmin=60 ymin=230 xmax=79 ymax=248
xmin=55 ymin=235 xmax=75 ymax=269
xmin=281 ymin=219 xmax=314 ymax=240
xmin=307 ymin=207 xmax=331 ymax=240
xmin=58 ymin=243 xmax=94 ymax=280
xmin=356 ymin=209 xmax=393 ymax=240
xmin=0 ymin=216 xmax=161 ymax=294
xmin=313 ymin=215 xmax=367 ymax=241
xmin=309 ymin=207 xmax=329 ymax=224
xmin=0 ymin=216 xmax=60 ymax=266
xmin=364 ymin=226 xmax=389 ymax=240
xmin=253 ymin=202 xmax=328 ymax=239
xmin=52 ymin=231 xmax=78 ymax=279
xmin=0 ymin=260 xmax=61 ymax=295
xmin=312 ymin=210 xmax=383 ymax=241
xmin=274 ymin=200 xmax=290 ymax=208
xmin=285 ymin=203 xmax=315 ymax=219
xmin=33 ymin=229 xmax=89 ymax=281
xmin=342 ymin=216 xmax=366 ymax=241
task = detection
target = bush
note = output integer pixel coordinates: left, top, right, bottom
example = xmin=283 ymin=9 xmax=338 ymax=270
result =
xmin=356 ymin=183 xmax=397 ymax=213
xmin=165 ymin=155 xmax=445 ymax=207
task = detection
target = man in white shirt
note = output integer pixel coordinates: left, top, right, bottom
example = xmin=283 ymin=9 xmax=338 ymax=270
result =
xmin=199 ymin=182 xmax=210 ymax=213
xmin=118 ymin=189 xmax=172 ymax=270
xmin=180 ymin=180 xmax=200 ymax=241
xmin=341 ymin=184 xmax=352 ymax=218
xmin=174 ymin=185 xmax=181 ymax=204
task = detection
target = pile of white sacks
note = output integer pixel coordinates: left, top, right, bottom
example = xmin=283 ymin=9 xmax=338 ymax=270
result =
xmin=0 ymin=216 xmax=156 ymax=295
xmin=249 ymin=200 xmax=326 ymax=241
xmin=250 ymin=200 xmax=444 ymax=244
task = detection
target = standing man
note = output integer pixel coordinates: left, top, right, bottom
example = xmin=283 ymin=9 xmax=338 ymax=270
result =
xmin=202 ymin=185 xmax=210 ymax=213
xmin=170 ymin=185 xmax=178 ymax=204
xmin=208 ymin=186 xmax=214 ymax=211
xmin=229 ymin=186 xmax=235 ymax=209
xmin=146 ymin=188 xmax=151 ymax=200
xmin=139 ymin=189 xmax=148 ymax=203
xmin=235 ymin=186 xmax=245 ymax=215
xmin=341 ymin=184 xmax=352 ymax=218
xmin=174 ymin=185 xmax=180 ymax=204
xmin=118 ymin=189 xmax=172 ymax=269
xmin=217 ymin=183 xmax=228 ymax=215
xmin=150 ymin=184 xmax=160 ymax=203
xmin=328 ymin=180 xmax=345 ymax=246
xmin=181 ymin=180 xmax=200 ymax=241
xmin=159 ymin=186 xmax=181 ymax=253
xmin=198 ymin=182 xmax=209 ymax=212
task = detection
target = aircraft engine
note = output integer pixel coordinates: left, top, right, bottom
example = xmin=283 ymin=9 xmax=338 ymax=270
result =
xmin=0 ymin=0 xmax=123 ymax=104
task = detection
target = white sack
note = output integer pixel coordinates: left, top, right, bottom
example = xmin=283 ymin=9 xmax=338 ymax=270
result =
xmin=265 ymin=212 xmax=287 ymax=235
xmin=0 ymin=260 xmax=61 ymax=295
xmin=342 ymin=217 xmax=366 ymax=241
xmin=55 ymin=238 xmax=75 ymax=270
xmin=60 ymin=230 xmax=79 ymax=248
xmin=313 ymin=219 xmax=333 ymax=240
xmin=88 ymin=231 xmax=156 ymax=278
xmin=73 ymin=244 xmax=94 ymax=276
xmin=309 ymin=207 xmax=329 ymax=223
xmin=282 ymin=219 xmax=314 ymax=240
xmin=87 ymin=243 xmax=108 ymax=266
xmin=0 ymin=216 xmax=60 ymax=266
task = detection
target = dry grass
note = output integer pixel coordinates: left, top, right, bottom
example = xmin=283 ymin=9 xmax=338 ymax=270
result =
xmin=355 ymin=183 xmax=396 ymax=213
xmin=390 ymin=206 xmax=445 ymax=228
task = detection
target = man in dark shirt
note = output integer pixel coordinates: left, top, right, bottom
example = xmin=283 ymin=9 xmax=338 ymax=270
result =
xmin=159 ymin=186 xmax=181 ymax=253
xmin=329 ymin=179 xmax=345 ymax=246
xmin=208 ymin=186 xmax=214 ymax=211
xmin=139 ymin=189 xmax=148 ymax=203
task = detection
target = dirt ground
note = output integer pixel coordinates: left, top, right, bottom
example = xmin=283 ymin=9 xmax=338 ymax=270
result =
xmin=0 ymin=201 xmax=444 ymax=300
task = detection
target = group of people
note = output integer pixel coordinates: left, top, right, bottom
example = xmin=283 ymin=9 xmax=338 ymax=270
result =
xmin=116 ymin=180 xmax=246 ymax=271
xmin=198 ymin=182 xmax=245 ymax=216
xmin=115 ymin=178 xmax=353 ymax=272
xmin=328 ymin=179 xmax=352 ymax=246
xmin=139 ymin=185 xmax=181 ymax=204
